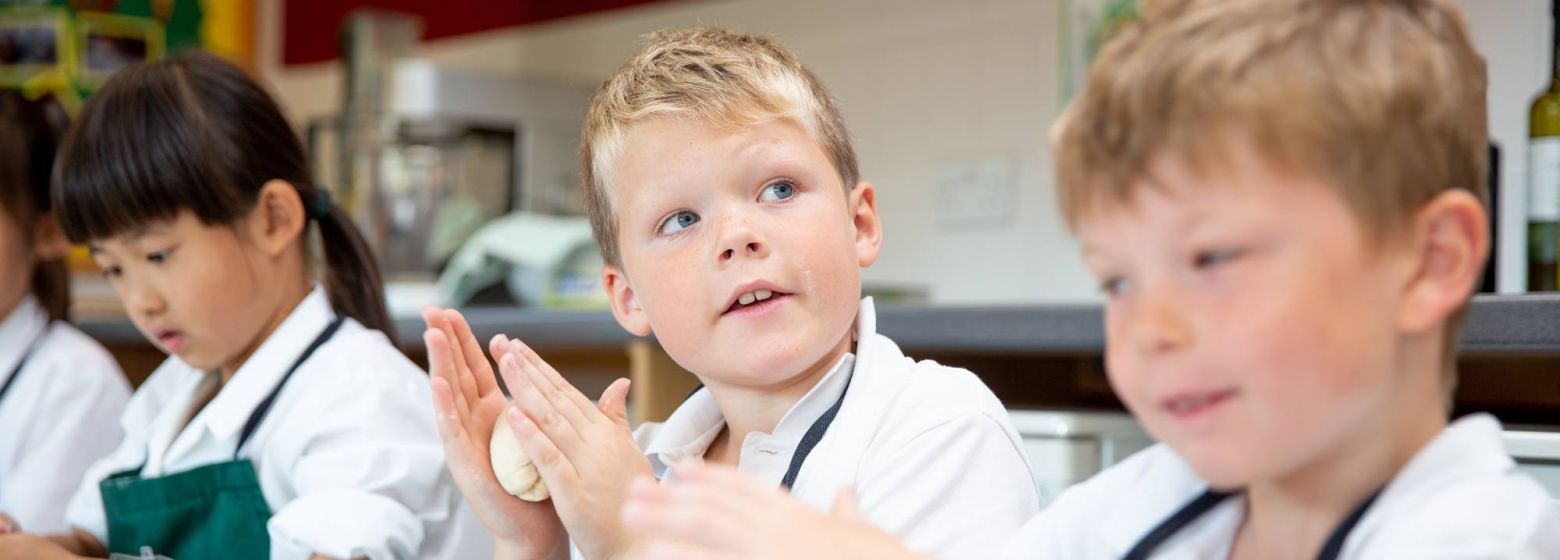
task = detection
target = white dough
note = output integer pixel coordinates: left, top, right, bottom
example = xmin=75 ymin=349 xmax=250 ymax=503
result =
xmin=490 ymin=407 xmax=550 ymax=501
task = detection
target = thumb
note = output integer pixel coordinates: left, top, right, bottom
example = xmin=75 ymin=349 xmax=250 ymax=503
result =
xmin=829 ymin=487 xmax=861 ymax=519
xmin=598 ymin=378 xmax=633 ymax=428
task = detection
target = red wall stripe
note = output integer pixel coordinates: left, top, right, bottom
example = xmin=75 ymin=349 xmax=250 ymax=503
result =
xmin=282 ymin=0 xmax=670 ymax=66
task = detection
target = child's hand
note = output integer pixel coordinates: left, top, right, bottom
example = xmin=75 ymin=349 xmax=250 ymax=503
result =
xmin=618 ymin=462 xmax=930 ymax=560
xmin=422 ymin=308 xmax=567 ymax=560
xmin=492 ymin=336 xmax=650 ymax=560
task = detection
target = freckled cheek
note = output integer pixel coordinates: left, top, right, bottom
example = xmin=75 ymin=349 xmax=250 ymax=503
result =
xmin=1234 ymin=330 xmax=1342 ymax=420
xmin=634 ymin=256 xmax=715 ymax=333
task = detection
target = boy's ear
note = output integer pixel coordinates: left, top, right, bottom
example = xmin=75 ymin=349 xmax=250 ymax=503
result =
xmin=247 ymin=179 xmax=307 ymax=257
xmin=1397 ymin=189 xmax=1488 ymax=334
xmin=849 ymin=182 xmax=883 ymax=268
xmin=30 ymin=213 xmax=70 ymax=261
xmin=604 ymin=264 xmax=652 ymax=336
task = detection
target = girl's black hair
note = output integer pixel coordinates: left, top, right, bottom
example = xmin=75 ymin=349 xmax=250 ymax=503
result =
xmin=53 ymin=51 xmax=394 ymax=338
xmin=0 ymin=92 xmax=70 ymax=322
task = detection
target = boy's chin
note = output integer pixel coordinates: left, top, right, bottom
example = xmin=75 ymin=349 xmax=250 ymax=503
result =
xmin=706 ymin=349 xmax=840 ymax=388
xmin=1176 ymin=441 xmax=1267 ymax=490
xmin=170 ymin=348 xmax=225 ymax=373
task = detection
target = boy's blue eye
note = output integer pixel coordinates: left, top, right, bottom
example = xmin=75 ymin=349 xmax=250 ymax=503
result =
xmin=146 ymin=250 xmax=171 ymax=264
xmin=658 ymin=210 xmax=700 ymax=235
xmin=759 ymin=180 xmax=797 ymax=202
xmin=101 ymin=265 xmax=124 ymax=279
xmin=1194 ymin=248 xmax=1242 ymax=269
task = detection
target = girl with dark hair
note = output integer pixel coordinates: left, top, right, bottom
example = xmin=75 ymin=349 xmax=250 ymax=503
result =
xmin=0 ymin=92 xmax=129 ymax=538
xmin=0 ymin=52 xmax=467 ymax=560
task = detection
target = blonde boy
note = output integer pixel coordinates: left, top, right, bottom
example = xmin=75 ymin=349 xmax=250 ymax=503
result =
xmin=422 ymin=28 xmax=1039 ymax=560
xmin=614 ymin=1 xmax=1560 ymax=558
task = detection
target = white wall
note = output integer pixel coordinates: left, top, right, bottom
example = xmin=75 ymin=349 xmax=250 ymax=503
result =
xmin=259 ymin=0 xmax=1100 ymax=305
xmin=257 ymin=0 xmax=1548 ymax=303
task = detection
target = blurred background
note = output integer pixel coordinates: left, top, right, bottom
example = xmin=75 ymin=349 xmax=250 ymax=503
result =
xmin=5 ymin=0 xmax=1559 ymax=505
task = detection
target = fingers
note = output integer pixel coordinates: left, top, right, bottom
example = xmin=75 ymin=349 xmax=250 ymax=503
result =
xmin=620 ymin=476 xmax=748 ymax=553
xmin=430 ymin=376 xmax=483 ymax=486
xmin=598 ymin=378 xmax=633 ymax=429
xmin=438 ymin=309 xmax=485 ymax=406
xmin=491 ymin=335 xmax=525 ymax=401
xmin=423 ymin=328 xmax=470 ymax=418
xmin=443 ymin=309 xmax=499 ymax=395
xmin=508 ymin=338 xmax=601 ymax=423
xmin=499 ymin=353 xmax=590 ymax=456
xmin=507 ymin=406 xmax=581 ymax=489
xmin=424 ymin=308 xmax=477 ymax=414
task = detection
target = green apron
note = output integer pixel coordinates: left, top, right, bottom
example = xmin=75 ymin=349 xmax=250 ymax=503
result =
xmin=99 ymin=316 xmax=345 ymax=559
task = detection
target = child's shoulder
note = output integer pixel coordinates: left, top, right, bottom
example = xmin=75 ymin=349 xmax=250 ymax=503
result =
xmin=1372 ymin=474 xmax=1560 ymax=557
xmin=35 ymin=321 xmax=124 ymax=384
xmin=310 ymin=318 xmax=425 ymax=382
xmin=1357 ymin=414 xmax=1560 ymax=556
xmin=854 ymin=331 xmax=1009 ymax=434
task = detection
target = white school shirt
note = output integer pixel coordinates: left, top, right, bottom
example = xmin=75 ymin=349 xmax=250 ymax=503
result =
xmin=1000 ymin=413 xmax=1560 ymax=559
xmin=632 ymin=297 xmax=1042 ymax=560
xmin=64 ymin=287 xmax=469 ymax=560
xmin=0 ymin=296 xmax=129 ymax=534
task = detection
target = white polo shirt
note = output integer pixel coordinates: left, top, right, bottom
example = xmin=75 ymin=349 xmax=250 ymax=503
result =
xmin=1000 ymin=413 xmax=1560 ymax=559
xmin=633 ymin=298 xmax=1042 ymax=560
xmin=0 ymin=296 xmax=129 ymax=534
xmin=64 ymin=288 xmax=470 ymax=559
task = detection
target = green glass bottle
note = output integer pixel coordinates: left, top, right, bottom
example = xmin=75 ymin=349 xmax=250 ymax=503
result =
xmin=1530 ymin=0 xmax=1560 ymax=291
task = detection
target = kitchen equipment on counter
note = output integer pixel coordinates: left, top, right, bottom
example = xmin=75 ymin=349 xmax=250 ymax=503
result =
xmin=1008 ymin=409 xmax=1155 ymax=504
xmin=434 ymin=212 xmax=604 ymax=312
xmin=1504 ymin=426 xmax=1560 ymax=500
xmin=315 ymin=11 xmax=595 ymax=298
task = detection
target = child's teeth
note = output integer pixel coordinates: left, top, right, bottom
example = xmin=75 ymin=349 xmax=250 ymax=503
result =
xmin=755 ymin=289 xmax=772 ymax=301
xmin=739 ymin=292 xmax=757 ymax=305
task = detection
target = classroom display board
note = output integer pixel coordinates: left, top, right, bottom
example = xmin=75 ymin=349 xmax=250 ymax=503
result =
xmin=0 ymin=0 xmax=201 ymax=111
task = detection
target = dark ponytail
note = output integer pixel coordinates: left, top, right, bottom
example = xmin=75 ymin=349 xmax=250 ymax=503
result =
xmin=0 ymin=92 xmax=70 ymax=322
xmin=54 ymin=51 xmax=395 ymax=338
xmin=314 ymin=201 xmax=394 ymax=339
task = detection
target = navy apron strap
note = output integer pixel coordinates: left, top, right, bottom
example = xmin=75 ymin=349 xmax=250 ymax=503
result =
xmin=1123 ymin=489 xmax=1236 ymax=560
xmin=778 ymin=375 xmax=852 ymax=490
xmin=1121 ymin=485 xmax=1383 ymax=560
xmin=1315 ymin=487 xmax=1384 ymax=560
xmin=234 ymin=315 xmax=346 ymax=457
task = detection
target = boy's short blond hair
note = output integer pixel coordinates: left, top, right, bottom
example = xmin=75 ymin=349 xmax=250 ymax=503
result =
xmin=581 ymin=27 xmax=859 ymax=267
xmin=1054 ymin=0 xmax=1487 ymax=389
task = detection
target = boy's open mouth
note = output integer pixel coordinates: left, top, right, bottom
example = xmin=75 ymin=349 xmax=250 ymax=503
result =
xmin=1161 ymin=388 xmax=1239 ymax=420
xmin=723 ymin=286 xmax=793 ymax=316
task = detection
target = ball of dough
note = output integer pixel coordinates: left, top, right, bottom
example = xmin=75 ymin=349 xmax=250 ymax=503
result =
xmin=490 ymin=408 xmax=550 ymax=501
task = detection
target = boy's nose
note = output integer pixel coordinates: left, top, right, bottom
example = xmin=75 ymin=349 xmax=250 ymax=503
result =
xmin=1126 ymin=289 xmax=1193 ymax=356
xmin=715 ymin=218 xmax=769 ymax=264
xmin=720 ymin=242 xmax=764 ymax=262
